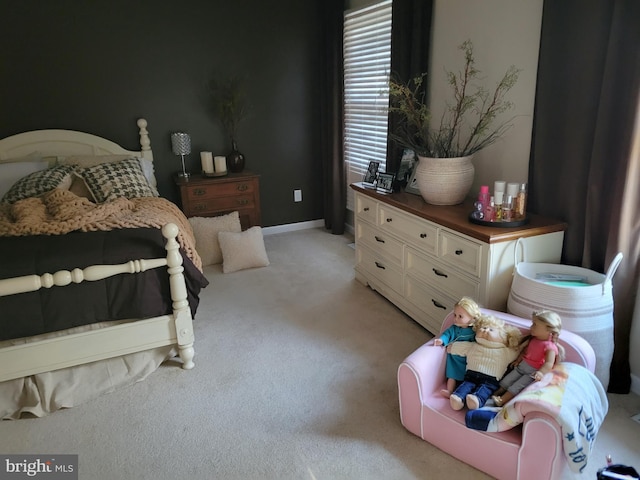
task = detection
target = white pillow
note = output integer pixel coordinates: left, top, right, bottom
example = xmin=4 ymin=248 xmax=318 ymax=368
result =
xmin=188 ymin=212 xmax=242 ymax=266
xmin=218 ymin=226 xmax=270 ymax=274
xmin=0 ymin=160 xmax=49 ymax=198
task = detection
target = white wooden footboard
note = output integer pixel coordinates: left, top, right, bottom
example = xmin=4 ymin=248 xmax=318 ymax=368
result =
xmin=0 ymin=223 xmax=195 ymax=383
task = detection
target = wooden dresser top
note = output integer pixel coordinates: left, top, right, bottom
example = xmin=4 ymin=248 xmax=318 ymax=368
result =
xmin=351 ymin=183 xmax=567 ymax=244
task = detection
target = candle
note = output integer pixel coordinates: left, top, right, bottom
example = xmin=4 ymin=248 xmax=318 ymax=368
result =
xmin=200 ymin=152 xmax=214 ymax=173
xmin=214 ymin=155 xmax=227 ymax=174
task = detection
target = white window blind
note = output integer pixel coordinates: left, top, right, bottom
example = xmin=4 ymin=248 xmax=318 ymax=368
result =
xmin=343 ymin=0 xmax=392 ymax=211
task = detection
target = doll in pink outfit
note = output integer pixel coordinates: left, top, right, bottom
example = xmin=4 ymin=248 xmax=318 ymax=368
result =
xmin=492 ymin=310 xmax=566 ymax=407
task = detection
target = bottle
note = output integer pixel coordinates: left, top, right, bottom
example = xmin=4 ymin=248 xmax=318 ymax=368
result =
xmin=472 ymin=185 xmax=490 ymax=220
xmin=483 ymin=196 xmax=495 ymax=222
xmin=515 ymin=183 xmax=527 ymax=219
xmin=494 ymin=191 xmax=504 ymax=221
xmin=502 ymin=195 xmax=513 ymax=222
xmin=478 ymin=185 xmax=490 ymax=209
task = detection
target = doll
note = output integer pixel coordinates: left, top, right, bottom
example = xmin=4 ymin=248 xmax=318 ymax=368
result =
xmin=433 ymin=297 xmax=481 ymax=397
xmin=448 ymin=314 xmax=521 ymax=410
xmin=491 ymin=310 xmax=565 ymax=407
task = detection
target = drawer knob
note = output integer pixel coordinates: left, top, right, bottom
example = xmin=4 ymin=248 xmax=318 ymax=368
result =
xmin=363 ymin=207 xmax=370 ymax=212
xmin=432 ymin=299 xmax=447 ymax=310
xmin=420 ymin=233 xmax=428 ymax=238
xmin=237 ymin=184 xmax=249 ymax=192
xmin=374 ymin=235 xmax=385 ymax=243
xmin=193 ymin=188 xmax=206 ymax=196
xmin=455 ymin=249 xmax=463 ymax=255
xmin=374 ymin=261 xmax=386 ymax=270
xmin=432 ymin=268 xmax=448 ymax=278
xmin=386 ymin=218 xmax=392 ymax=223
xmin=194 ymin=204 xmax=206 ymax=211
xmin=237 ymin=199 xmax=249 ymax=206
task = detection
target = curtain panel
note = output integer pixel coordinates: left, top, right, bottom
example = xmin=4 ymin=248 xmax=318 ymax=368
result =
xmin=530 ymin=0 xmax=640 ymax=392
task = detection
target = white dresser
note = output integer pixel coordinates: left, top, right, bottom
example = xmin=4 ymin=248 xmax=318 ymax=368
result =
xmin=351 ymin=183 xmax=567 ymax=334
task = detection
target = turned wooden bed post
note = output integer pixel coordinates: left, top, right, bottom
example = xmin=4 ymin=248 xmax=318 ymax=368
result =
xmin=162 ymin=223 xmax=195 ymax=369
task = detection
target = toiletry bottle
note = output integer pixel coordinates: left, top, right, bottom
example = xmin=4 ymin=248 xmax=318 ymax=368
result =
xmin=483 ymin=196 xmax=495 ymax=222
xmin=502 ymin=195 xmax=513 ymax=222
xmin=472 ymin=185 xmax=490 ymax=220
xmin=515 ymin=183 xmax=527 ymax=219
xmin=494 ymin=191 xmax=504 ymax=221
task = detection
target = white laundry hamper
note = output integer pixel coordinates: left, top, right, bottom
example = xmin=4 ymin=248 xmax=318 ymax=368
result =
xmin=507 ymin=238 xmax=623 ymax=388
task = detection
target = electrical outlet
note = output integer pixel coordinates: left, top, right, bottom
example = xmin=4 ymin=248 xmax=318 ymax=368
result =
xmin=632 ymin=413 xmax=640 ymax=425
xmin=294 ymin=189 xmax=302 ymax=202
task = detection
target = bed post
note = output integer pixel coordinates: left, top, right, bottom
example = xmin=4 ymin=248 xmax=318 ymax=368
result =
xmin=162 ymin=223 xmax=195 ymax=369
xmin=137 ymin=118 xmax=153 ymax=161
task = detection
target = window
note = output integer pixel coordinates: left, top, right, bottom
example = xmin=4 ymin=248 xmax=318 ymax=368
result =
xmin=343 ymin=0 xmax=392 ymax=211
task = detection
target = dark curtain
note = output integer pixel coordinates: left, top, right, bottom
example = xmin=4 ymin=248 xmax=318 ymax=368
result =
xmin=386 ymin=0 xmax=433 ymax=175
xmin=530 ymin=0 xmax=640 ymax=392
xmin=320 ymin=0 xmax=346 ymax=235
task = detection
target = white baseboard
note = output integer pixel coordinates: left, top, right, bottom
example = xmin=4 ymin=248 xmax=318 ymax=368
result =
xmin=262 ymin=219 xmax=325 ymax=236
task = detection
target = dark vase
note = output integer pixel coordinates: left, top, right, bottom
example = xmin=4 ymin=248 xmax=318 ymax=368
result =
xmin=227 ymin=139 xmax=245 ymax=173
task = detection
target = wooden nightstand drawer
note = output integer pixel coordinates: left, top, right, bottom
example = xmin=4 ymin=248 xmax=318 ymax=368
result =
xmin=184 ymin=180 xmax=257 ymax=201
xmin=175 ymin=172 xmax=261 ymax=230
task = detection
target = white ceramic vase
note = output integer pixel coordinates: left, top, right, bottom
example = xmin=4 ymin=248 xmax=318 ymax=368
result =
xmin=415 ymin=155 xmax=475 ymax=205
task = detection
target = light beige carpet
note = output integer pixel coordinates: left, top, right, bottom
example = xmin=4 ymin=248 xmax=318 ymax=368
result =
xmin=1 ymin=228 xmax=638 ymax=479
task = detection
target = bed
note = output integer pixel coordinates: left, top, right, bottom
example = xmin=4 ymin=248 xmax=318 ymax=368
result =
xmin=0 ymin=119 xmax=209 ymax=419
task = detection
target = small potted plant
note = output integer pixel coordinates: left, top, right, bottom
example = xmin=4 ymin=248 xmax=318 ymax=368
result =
xmin=388 ymin=40 xmax=520 ymax=204
xmin=207 ymin=75 xmax=251 ymax=172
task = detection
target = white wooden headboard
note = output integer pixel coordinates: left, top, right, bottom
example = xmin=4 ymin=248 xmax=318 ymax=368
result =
xmin=0 ymin=118 xmax=153 ymax=161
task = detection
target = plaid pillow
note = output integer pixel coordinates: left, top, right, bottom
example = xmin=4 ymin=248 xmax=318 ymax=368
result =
xmin=80 ymin=158 xmax=159 ymax=203
xmin=1 ymin=165 xmax=76 ymax=204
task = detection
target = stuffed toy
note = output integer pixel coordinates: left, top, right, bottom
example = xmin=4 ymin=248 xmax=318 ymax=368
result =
xmin=432 ymin=296 xmax=480 ymax=398
xmin=448 ymin=314 xmax=521 ymax=410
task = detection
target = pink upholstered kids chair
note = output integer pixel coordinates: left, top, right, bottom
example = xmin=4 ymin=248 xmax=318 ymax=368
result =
xmin=397 ymin=308 xmax=598 ymax=480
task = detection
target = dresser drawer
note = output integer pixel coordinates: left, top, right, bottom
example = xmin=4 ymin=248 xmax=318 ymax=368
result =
xmin=405 ymin=247 xmax=479 ymax=300
xmin=355 ymin=194 xmax=377 ymax=224
xmin=439 ymin=230 xmax=483 ymax=277
xmin=404 ymin=275 xmax=456 ymax=330
xmin=184 ymin=179 xmax=257 ymax=201
xmin=378 ymin=205 xmax=438 ymax=255
xmin=356 ymin=245 xmax=403 ymax=294
xmin=356 ymin=222 xmax=403 ymax=266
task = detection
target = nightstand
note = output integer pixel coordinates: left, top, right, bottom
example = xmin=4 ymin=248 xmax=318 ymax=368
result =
xmin=175 ymin=172 xmax=261 ymax=230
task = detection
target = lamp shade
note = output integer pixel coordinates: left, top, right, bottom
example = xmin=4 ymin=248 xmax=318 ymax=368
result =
xmin=171 ymin=132 xmax=191 ymax=156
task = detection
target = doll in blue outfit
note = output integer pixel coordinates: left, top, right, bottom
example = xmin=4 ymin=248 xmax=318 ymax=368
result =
xmin=433 ymin=297 xmax=481 ymax=398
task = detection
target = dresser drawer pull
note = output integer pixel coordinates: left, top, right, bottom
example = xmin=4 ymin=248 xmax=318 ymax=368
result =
xmin=363 ymin=207 xmax=370 ymax=212
xmin=236 ymin=199 xmax=249 ymax=206
xmin=193 ymin=188 xmax=206 ymax=196
xmin=374 ymin=235 xmax=385 ymax=243
xmin=194 ymin=204 xmax=206 ymax=211
xmin=432 ymin=299 xmax=447 ymax=310
xmin=455 ymin=249 xmax=463 ymax=255
xmin=374 ymin=261 xmax=386 ymax=270
xmin=237 ymin=184 xmax=249 ymax=192
xmin=420 ymin=233 xmax=428 ymax=238
xmin=386 ymin=217 xmax=392 ymax=222
xmin=432 ymin=268 xmax=448 ymax=278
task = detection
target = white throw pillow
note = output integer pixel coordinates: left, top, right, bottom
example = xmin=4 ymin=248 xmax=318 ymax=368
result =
xmin=188 ymin=212 xmax=242 ymax=266
xmin=0 ymin=160 xmax=49 ymax=198
xmin=218 ymin=226 xmax=270 ymax=274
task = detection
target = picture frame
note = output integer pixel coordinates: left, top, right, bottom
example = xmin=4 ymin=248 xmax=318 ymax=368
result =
xmin=397 ymin=149 xmax=420 ymax=195
xmin=376 ymin=172 xmax=395 ymax=193
xmin=363 ymin=160 xmax=380 ymax=187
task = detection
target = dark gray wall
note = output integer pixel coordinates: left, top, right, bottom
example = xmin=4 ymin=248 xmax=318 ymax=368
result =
xmin=0 ymin=0 xmax=325 ymax=227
